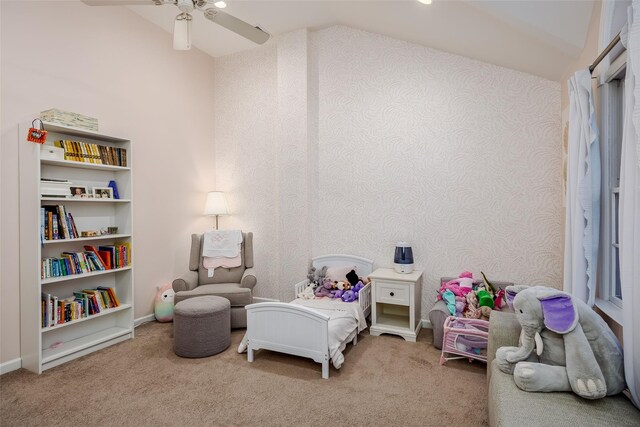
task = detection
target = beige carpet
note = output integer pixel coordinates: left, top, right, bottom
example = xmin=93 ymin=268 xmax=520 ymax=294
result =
xmin=1 ymin=322 xmax=488 ymax=426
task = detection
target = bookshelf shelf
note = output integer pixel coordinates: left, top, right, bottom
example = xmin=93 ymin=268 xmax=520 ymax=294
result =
xmin=41 ymin=197 xmax=131 ymax=203
xmin=41 ymin=326 xmax=131 ymax=365
xmin=41 ymin=158 xmax=130 ymax=171
xmin=42 ymin=304 xmax=132 ymax=332
xmin=42 ymin=266 xmax=133 ymax=284
xmin=20 ymin=120 xmax=134 ymax=374
xmin=43 ymin=234 xmax=132 ymax=245
xmin=41 ymin=121 xmax=128 ymax=142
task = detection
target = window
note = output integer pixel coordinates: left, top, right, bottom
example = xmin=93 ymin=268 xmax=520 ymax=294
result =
xmin=599 ymin=54 xmax=625 ymax=308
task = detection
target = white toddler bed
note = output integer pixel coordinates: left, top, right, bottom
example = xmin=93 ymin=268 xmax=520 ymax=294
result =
xmin=240 ymin=254 xmax=373 ymax=379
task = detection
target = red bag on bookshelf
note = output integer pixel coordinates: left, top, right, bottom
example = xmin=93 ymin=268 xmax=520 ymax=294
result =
xmin=27 ymin=119 xmax=47 ymax=144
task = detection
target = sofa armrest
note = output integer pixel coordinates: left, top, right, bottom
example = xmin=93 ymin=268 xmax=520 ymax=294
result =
xmin=240 ymin=268 xmax=257 ymax=290
xmin=487 ymin=311 xmax=521 ymax=368
xmin=173 ymin=271 xmax=199 ymax=293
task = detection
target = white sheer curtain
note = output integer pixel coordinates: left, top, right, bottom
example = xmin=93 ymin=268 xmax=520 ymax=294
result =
xmin=619 ymin=2 xmax=640 ymax=408
xmin=564 ymin=69 xmax=601 ymax=306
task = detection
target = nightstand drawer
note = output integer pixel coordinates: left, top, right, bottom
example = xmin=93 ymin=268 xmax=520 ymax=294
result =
xmin=375 ymin=281 xmax=410 ymax=306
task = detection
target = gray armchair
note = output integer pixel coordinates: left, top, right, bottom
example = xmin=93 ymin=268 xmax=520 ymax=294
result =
xmin=172 ymin=232 xmax=256 ymax=329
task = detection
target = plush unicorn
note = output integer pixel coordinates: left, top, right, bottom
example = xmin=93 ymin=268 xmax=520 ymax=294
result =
xmin=154 ymin=283 xmax=175 ymax=322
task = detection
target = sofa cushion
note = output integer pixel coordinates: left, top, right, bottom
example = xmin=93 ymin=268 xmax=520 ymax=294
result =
xmin=489 ymin=359 xmax=640 ymax=426
xmin=173 ymin=283 xmax=252 ymax=307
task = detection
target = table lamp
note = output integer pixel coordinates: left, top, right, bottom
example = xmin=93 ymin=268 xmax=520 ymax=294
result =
xmin=204 ymin=191 xmax=229 ymax=230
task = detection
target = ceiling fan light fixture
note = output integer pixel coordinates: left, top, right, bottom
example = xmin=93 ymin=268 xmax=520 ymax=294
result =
xmin=173 ymin=13 xmax=192 ymax=51
xmin=214 ymin=1 xmax=227 ymax=8
xmin=417 ymin=0 xmax=432 ymax=4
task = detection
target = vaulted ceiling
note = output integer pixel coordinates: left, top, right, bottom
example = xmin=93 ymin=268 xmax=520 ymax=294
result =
xmin=122 ymin=0 xmax=595 ymax=81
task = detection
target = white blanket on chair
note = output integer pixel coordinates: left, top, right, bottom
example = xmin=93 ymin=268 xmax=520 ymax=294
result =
xmin=202 ymin=230 xmax=243 ymax=258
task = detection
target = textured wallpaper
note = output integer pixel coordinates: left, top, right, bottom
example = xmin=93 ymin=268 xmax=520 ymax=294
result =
xmin=213 ymin=43 xmax=282 ymax=300
xmin=215 ymin=25 xmax=562 ymax=317
xmin=312 ymin=26 xmax=562 ymax=314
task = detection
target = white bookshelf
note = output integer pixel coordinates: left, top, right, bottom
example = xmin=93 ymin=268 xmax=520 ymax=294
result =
xmin=19 ymin=121 xmax=134 ymax=373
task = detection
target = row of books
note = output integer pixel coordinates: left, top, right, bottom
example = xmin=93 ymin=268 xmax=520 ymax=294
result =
xmin=54 ymin=139 xmax=127 ymax=167
xmin=41 ymin=244 xmax=131 ymax=279
xmin=41 ymin=287 xmax=121 ymax=328
xmin=41 ymin=206 xmax=78 ymax=241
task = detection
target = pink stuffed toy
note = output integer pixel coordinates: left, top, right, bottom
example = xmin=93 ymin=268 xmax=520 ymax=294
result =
xmin=154 ymin=283 xmax=175 ymax=322
xmin=439 ymin=271 xmax=477 ymax=298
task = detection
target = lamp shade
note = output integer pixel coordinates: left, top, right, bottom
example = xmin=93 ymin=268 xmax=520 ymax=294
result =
xmin=204 ymin=191 xmax=229 ymax=216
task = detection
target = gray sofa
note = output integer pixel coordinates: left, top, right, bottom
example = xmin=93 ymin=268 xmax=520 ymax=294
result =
xmin=487 ymin=311 xmax=640 ymax=426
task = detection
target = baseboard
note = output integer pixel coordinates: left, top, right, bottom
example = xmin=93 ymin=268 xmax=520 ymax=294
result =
xmin=252 ymin=297 xmax=280 ymax=303
xmin=134 ymin=313 xmax=156 ymax=327
xmin=0 ymin=358 xmax=22 ymax=375
xmin=421 ymin=319 xmax=432 ymax=329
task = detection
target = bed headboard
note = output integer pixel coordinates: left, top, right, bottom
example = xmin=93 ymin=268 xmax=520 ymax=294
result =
xmin=311 ymin=254 xmax=374 ymax=276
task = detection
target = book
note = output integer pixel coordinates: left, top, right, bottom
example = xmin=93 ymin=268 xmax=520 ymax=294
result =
xmin=40 ymin=207 xmax=45 ymax=244
xmin=41 ymin=292 xmax=51 ymax=327
xmin=57 ymin=205 xmax=69 ymax=239
xmin=47 ymin=211 xmax=53 ymax=240
xmin=67 ymin=213 xmax=78 ymax=238
xmin=52 ymin=214 xmax=58 ymax=239
xmin=98 ymin=246 xmax=116 ymax=269
xmin=98 ymin=286 xmax=121 ymax=307
xmin=97 ymin=250 xmax=111 ymax=270
xmin=53 ymin=296 xmax=59 ymax=325
xmin=83 ymin=245 xmax=108 ymax=268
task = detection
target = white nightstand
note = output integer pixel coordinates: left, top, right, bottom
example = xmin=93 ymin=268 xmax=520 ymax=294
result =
xmin=368 ymin=268 xmax=423 ymax=342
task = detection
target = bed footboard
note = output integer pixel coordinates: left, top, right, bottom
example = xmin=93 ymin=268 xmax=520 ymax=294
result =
xmin=245 ymin=302 xmax=331 ymax=378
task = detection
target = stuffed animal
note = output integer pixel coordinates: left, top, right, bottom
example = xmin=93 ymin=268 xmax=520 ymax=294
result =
xmin=495 ymin=285 xmax=625 ymax=400
xmin=454 ymin=296 xmax=466 ymax=316
xmin=334 ymin=281 xmax=350 ymax=291
xmin=298 ymin=282 xmax=316 ymax=299
xmin=464 ymin=292 xmax=481 ymax=319
xmin=307 ymin=266 xmax=317 ymax=283
xmin=480 ymin=271 xmax=497 ymax=295
xmin=315 ymin=278 xmax=334 ymax=298
xmin=493 ymin=289 xmax=505 ymax=310
xmin=476 ymin=289 xmax=494 ymax=308
xmin=154 ymin=284 xmax=175 ymax=322
xmin=346 ymin=269 xmax=359 ymax=288
xmin=479 ymin=305 xmax=492 ymax=321
xmin=442 ymin=271 xmax=476 ymax=296
xmin=442 ymin=289 xmax=457 ymax=316
xmin=353 ymin=281 xmax=364 ymax=293
xmin=341 ymin=290 xmax=357 ymax=302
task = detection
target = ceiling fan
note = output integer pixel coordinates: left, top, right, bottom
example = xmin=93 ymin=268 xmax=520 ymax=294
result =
xmin=81 ymin=0 xmax=270 ymax=50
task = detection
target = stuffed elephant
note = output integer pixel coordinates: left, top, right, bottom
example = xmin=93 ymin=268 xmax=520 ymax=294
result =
xmin=495 ymin=285 xmax=625 ymax=400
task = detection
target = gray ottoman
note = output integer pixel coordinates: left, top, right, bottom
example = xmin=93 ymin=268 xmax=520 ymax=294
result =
xmin=173 ymin=296 xmax=230 ymax=358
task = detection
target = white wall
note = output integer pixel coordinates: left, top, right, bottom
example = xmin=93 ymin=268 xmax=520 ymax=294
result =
xmin=215 ymin=25 xmax=563 ymax=317
xmin=0 ymin=1 xmax=216 ymax=364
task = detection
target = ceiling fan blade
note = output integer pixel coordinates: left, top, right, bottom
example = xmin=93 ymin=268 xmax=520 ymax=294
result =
xmin=81 ymin=1 xmax=170 ymax=6
xmin=203 ymin=9 xmax=270 ymax=45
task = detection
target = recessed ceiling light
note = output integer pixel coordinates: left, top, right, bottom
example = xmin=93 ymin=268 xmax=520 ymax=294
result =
xmin=417 ymin=0 xmax=432 ymax=4
xmin=214 ymin=1 xmax=227 ymax=8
